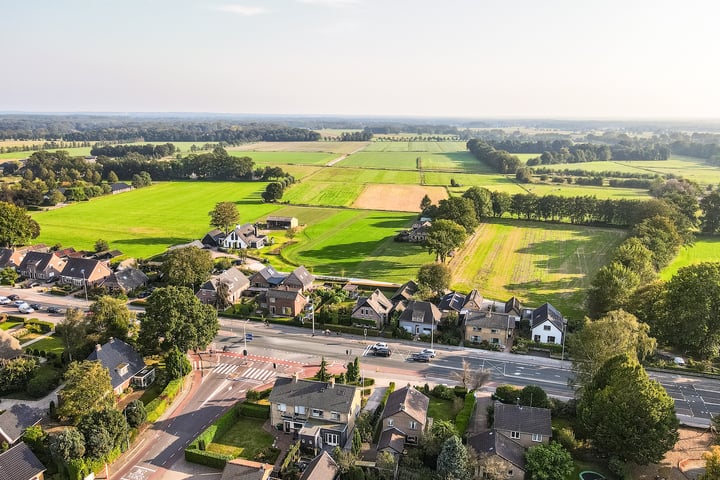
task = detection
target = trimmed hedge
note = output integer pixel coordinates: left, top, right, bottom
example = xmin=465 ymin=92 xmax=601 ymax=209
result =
xmin=24 ymin=318 xmax=54 ymax=333
xmin=373 ymin=382 xmax=396 ymax=443
xmin=454 ymin=391 xmax=476 ymax=436
xmin=146 ymin=377 xmax=184 ymax=423
xmin=239 ymin=402 xmax=270 ymax=419
xmin=184 ymin=447 xmax=231 ymax=469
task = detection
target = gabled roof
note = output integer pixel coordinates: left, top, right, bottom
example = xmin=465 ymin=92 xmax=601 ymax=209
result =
xmin=220 ymin=458 xmax=273 ymax=480
xmin=110 ymin=182 xmax=132 ymax=192
xmin=285 ymin=266 xmax=314 ymax=289
xmin=531 ymin=302 xmax=564 ymax=331
xmin=0 ymin=404 xmax=43 ymax=445
xmin=383 ymin=386 xmax=429 ymax=425
xmin=0 ymin=442 xmax=46 ymax=480
xmin=505 ymin=296 xmax=522 ymax=316
xmin=0 ymin=248 xmax=15 ymax=268
xmin=352 ymin=289 xmax=392 ymax=316
xmin=215 ymin=267 xmax=250 ymax=292
xmin=464 ymin=311 xmax=513 ymax=330
xmin=391 ymin=280 xmax=418 ymax=303
xmin=0 ymin=330 xmax=22 ymax=361
xmin=268 ymin=377 xmax=358 ymax=415
xmin=438 ymin=291 xmax=466 ymax=312
xmin=463 ymin=289 xmax=483 ymax=310
xmin=467 ymin=430 xmax=526 ymax=470
xmin=300 ymin=451 xmax=338 ymax=480
xmin=86 ymin=338 xmax=146 ymax=390
xmin=397 ymin=301 xmax=441 ymax=326
xmin=252 ymin=266 xmax=286 ymax=286
xmin=60 ymin=257 xmax=111 ymax=280
xmin=101 ymin=267 xmax=148 ymax=292
xmin=267 ymin=285 xmax=306 ymax=301
xmin=493 ymin=402 xmax=552 ymax=437
xmin=201 ymin=229 xmax=226 ymax=247
xmin=17 ymin=251 xmax=60 ymax=273
xmin=378 ymin=427 xmax=406 ymax=455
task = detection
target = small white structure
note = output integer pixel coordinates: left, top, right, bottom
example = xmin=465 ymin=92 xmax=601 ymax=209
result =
xmin=530 ymin=303 xmax=564 ymax=345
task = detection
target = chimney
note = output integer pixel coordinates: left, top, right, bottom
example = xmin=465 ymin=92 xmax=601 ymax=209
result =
xmin=95 ymin=344 xmax=102 ymax=351
xmin=292 ymin=372 xmax=299 ymax=383
xmin=329 ymin=377 xmax=335 ymax=389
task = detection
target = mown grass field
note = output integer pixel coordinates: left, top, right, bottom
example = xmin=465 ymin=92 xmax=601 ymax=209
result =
xmin=310 ymin=167 xmax=420 ymax=184
xmin=449 ymin=219 xmax=626 ymax=319
xmin=31 ymin=182 xmax=282 ymax=258
xmin=661 ymin=237 xmax=720 ymax=280
xmin=282 ymin=181 xmax=364 ymax=207
xmin=0 ymin=147 xmax=93 ymax=159
xmin=340 ymin=150 xmax=485 ymax=173
xmin=229 ymin=141 xmax=368 ymax=154
xmin=364 ymin=141 xmax=467 ymax=152
xmin=228 ymin=150 xmax=336 ymax=166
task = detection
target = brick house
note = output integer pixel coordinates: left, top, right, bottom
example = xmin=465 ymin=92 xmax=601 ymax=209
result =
xmin=16 ymin=251 xmax=65 ymax=282
xmin=464 ymin=311 xmax=514 ymax=347
xmin=283 ymin=265 xmax=314 ymax=292
xmin=266 ymin=286 xmax=308 ymax=317
xmin=350 ymin=289 xmax=393 ymax=329
xmin=59 ymin=257 xmax=112 ymax=287
xmin=380 ymin=386 xmax=429 ymax=445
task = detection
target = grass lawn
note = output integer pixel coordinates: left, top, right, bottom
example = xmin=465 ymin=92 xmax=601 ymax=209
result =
xmin=661 ymin=236 xmax=720 ymax=280
xmin=206 ymin=416 xmax=274 ymax=458
xmin=0 ymin=319 xmax=23 ymax=331
xmin=311 ymin=167 xmax=420 ymax=185
xmin=31 ymin=181 xmax=284 ymax=259
xmin=566 ymin=459 xmax=615 ymax=480
xmin=228 ymin=150 xmax=336 ymax=166
xmin=283 ymin=181 xmax=364 ymax=207
xmin=28 ymin=334 xmax=65 ymax=356
xmin=450 ymin=219 xmax=626 ymax=319
xmin=426 ymin=396 xmax=464 ymax=422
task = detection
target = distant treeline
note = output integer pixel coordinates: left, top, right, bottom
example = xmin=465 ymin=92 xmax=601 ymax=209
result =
xmin=466 ymin=139 xmax=522 ymax=173
xmin=340 ymin=131 xmax=373 ymax=141
xmin=90 ymin=143 xmax=177 ymax=158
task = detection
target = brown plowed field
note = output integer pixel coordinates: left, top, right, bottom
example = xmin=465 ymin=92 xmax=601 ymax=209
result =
xmin=352 ymin=184 xmax=448 ymax=212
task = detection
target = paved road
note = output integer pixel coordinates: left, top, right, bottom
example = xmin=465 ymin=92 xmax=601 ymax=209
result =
xmin=0 ymin=285 xmax=91 ymax=324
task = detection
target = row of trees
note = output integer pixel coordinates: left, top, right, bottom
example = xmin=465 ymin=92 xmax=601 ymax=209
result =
xmin=466 ymin=139 xmax=522 ymax=174
xmin=90 ymin=143 xmax=176 ymax=158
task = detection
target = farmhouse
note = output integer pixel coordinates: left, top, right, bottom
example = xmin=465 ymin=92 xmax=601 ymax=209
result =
xmin=196 ymin=267 xmax=250 ymax=305
xmin=464 ymin=311 xmax=513 ymax=347
xmin=351 ymin=289 xmax=393 ymax=328
xmin=86 ymin=338 xmax=154 ymax=395
xmin=60 ymin=257 xmax=112 ymax=287
xmin=531 ymin=303 xmax=565 ymax=345
xmin=266 ymin=216 xmax=298 ymax=229
xmin=201 ymin=229 xmax=226 ymax=248
xmin=397 ymin=300 xmax=441 ymax=336
xmin=16 ymin=251 xmax=65 ymax=281
xmin=222 ymin=223 xmax=267 ymax=250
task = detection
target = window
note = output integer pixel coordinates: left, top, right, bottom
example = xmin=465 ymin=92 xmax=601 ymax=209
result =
xmin=547 ymin=336 xmax=556 ymax=343
xmin=312 ymin=408 xmax=323 ymax=417
xmin=407 ymin=435 xmax=418 ymax=444
xmin=269 ymin=297 xmax=276 ymax=303
xmin=325 ymin=433 xmax=339 ymax=446
xmin=294 ymin=405 xmax=306 ymax=415
xmin=278 ymin=403 xmax=286 ymax=412
xmin=282 ymin=307 xmax=291 ymax=315
xmin=491 ymin=338 xmax=499 ymax=344
xmin=510 ymin=431 xmax=520 ymax=439
xmin=387 ymin=419 xmax=394 ymax=426
xmin=409 ymin=421 xmax=417 ymax=430
xmin=543 ymin=325 xmax=551 ymax=331
xmin=331 ymin=411 xmax=340 ymax=420
xmin=532 ymin=433 xmax=542 ymax=442
xmin=491 ymin=329 xmax=498 ymax=334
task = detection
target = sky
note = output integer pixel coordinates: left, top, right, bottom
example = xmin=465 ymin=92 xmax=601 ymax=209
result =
xmin=1 ymin=0 xmax=719 ymax=118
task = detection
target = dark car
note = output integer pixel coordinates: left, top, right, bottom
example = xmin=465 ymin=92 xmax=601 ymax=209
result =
xmin=29 ymin=303 xmax=41 ymax=310
xmin=7 ymin=294 xmax=19 ymax=301
xmin=411 ymin=353 xmax=431 ymax=363
xmin=374 ymin=348 xmax=391 ymax=357
xmin=47 ymin=306 xmax=62 ymax=314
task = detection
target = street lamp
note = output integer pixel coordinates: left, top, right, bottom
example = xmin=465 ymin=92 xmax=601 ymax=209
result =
xmin=80 ymin=269 xmax=88 ymax=302
xmin=430 ymin=315 xmax=434 ymax=351
xmin=560 ymin=320 xmax=567 ymax=370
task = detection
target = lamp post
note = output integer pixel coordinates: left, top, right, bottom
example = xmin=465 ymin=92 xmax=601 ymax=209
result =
xmin=430 ymin=315 xmax=434 ymax=351
xmin=80 ymin=269 xmax=88 ymax=302
xmin=560 ymin=320 xmax=567 ymax=370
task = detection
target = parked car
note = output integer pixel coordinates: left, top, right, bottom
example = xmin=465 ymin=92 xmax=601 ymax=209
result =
xmin=18 ymin=303 xmax=34 ymax=314
xmin=420 ymin=348 xmax=436 ymax=358
xmin=411 ymin=353 xmax=431 ymax=362
xmin=29 ymin=282 xmax=40 ymax=288
xmin=7 ymin=294 xmax=19 ymax=301
xmin=13 ymin=299 xmax=25 ymax=306
xmin=371 ymin=342 xmax=388 ymax=351
xmin=374 ymin=347 xmax=391 ymax=357
xmin=29 ymin=303 xmax=42 ymax=310
xmin=0 ymin=296 xmax=10 ymax=305
xmin=47 ymin=306 xmax=62 ymax=314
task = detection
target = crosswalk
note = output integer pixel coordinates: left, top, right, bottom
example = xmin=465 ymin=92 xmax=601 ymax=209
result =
xmin=212 ymin=363 xmax=276 ymax=384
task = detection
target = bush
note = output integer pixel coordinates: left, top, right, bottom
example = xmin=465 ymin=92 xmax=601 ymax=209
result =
xmin=240 ymin=402 xmax=270 ymax=419
xmin=454 ymin=391 xmax=476 ymax=436
xmin=26 ymin=370 xmax=61 ymax=398
xmin=24 ymin=318 xmax=53 ymax=333
xmin=431 ymin=384 xmax=455 ymax=400
xmin=554 ymin=427 xmax=578 ymax=453
xmin=493 ymin=384 xmax=521 ymax=404
xmin=184 ymin=447 xmax=231 ymax=469
xmin=146 ymin=377 xmax=184 ymax=423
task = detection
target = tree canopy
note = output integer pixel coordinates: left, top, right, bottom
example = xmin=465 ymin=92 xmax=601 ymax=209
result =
xmin=57 ymin=361 xmax=114 ymax=424
xmin=88 ymin=296 xmax=133 ymax=343
xmin=436 ymin=197 xmax=478 ymax=233
xmin=417 ymin=262 xmax=451 ymax=296
xmin=161 ymin=246 xmax=213 ymax=289
xmin=436 ymin=435 xmax=469 ymax=480
xmin=425 ymin=219 xmax=467 ymax=263
xmin=0 ymin=201 xmax=40 ymax=247
xmin=524 ymin=442 xmax=574 ymax=480
xmin=209 ymin=201 xmax=240 ymax=234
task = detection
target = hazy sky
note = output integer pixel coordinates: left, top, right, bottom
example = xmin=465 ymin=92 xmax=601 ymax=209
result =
xmin=1 ymin=0 xmax=718 ymax=118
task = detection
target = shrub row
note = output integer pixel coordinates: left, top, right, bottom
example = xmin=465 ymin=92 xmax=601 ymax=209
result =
xmin=454 ymin=391 xmax=476 ymax=436
xmin=239 ymin=402 xmax=270 ymax=419
xmin=146 ymin=377 xmax=184 ymax=423
xmin=373 ymin=382 xmax=396 ymax=443
xmin=24 ymin=318 xmax=54 ymax=333
xmin=184 ymin=447 xmax=231 ymax=469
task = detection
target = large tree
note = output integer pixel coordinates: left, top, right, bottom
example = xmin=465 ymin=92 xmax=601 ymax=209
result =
xmin=569 ymin=310 xmax=656 ymax=389
xmin=579 ymin=355 xmax=678 ymax=467
xmin=56 ymin=308 xmax=89 ymax=363
xmin=425 ymin=219 xmax=467 ymax=263
xmin=436 ymin=435 xmax=469 ymax=480
xmin=612 ymin=237 xmax=656 ymax=282
xmin=137 ymin=286 xmax=219 ymax=355
xmin=57 ymin=361 xmax=114 ymax=424
xmin=462 ymin=186 xmax=493 ymax=220
xmin=663 ymin=262 xmax=720 ymax=358
xmin=700 ymin=191 xmax=720 ymax=234
xmin=164 ymin=345 xmax=192 ymax=380
xmin=0 ymin=201 xmax=40 ymax=247
xmin=524 ymin=442 xmax=574 ymax=480
xmin=161 ymin=246 xmax=213 ymax=289
xmin=49 ymin=428 xmax=86 ymax=465
xmin=584 ymin=262 xmax=640 ymax=319
xmin=209 ymin=201 xmax=240 ymax=235
xmin=417 ymin=262 xmax=451 ymax=296
xmin=436 ymin=197 xmax=478 ymax=233
xmin=633 ymin=215 xmax=683 ymax=270
xmin=88 ymin=296 xmax=133 ymax=342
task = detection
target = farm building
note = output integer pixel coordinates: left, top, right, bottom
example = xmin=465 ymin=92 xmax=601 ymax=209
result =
xmin=266 ymin=216 xmax=298 ymax=229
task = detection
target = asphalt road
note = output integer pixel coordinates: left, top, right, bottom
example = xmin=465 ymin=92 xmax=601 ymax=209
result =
xmin=0 ymin=285 xmax=91 ymax=323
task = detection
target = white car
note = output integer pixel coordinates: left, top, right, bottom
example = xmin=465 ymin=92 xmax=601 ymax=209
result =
xmin=13 ymin=299 xmax=25 ymax=306
xmin=421 ymin=348 xmax=436 ymax=358
xmin=0 ymin=296 xmax=10 ymax=305
xmin=371 ymin=342 xmax=388 ymax=350
xmin=18 ymin=303 xmax=35 ymax=314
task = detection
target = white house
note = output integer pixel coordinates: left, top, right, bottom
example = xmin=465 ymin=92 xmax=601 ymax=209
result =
xmin=221 ymin=224 xmax=267 ymax=250
xmin=530 ymin=303 xmax=565 ymax=345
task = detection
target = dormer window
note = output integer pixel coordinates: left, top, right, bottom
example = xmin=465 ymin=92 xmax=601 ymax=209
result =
xmin=116 ymin=363 xmax=129 ymax=376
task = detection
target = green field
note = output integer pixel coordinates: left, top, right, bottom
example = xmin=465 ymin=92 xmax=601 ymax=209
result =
xmin=282 ymin=209 xmax=431 ymax=283
xmin=228 ymin=150 xmax=336 ymax=166
xmin=230 ymin=141 xmax=367 ymax=154
xmin=450 ymin=219 xmax=626 ymax=319
xmin=311 ymin=167 xmax=420 ymax=185
xmin=661 ymin=237 xmax=720 ymax=280
xmin=31 ymin=182 xmax=283 ymax=258
xmin=363 ymin=141 xmax=467 ymax=152
xmin=520 ymin=183 xmax=650 ymax=199
xmin=282 ymin=181 xmax=364 ymax=206
xmin=340 ymin=150 xmax=486 ymax=173
xmin=0 ymin=147 xmax=93 ymax=159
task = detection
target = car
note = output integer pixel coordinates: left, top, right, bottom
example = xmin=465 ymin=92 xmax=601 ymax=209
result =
xmin=47 ymin=306 xmax=62 ymax=314
xmin=411 ymin=353 xmax=431 ymax=362
xmin=374 ymin=348 xmax=391 ymax=357
xmin=13 ymin=299 xmax=25 ymax=306
xmin=420 ymin=348 xmax=436 ymax=358
xmin=0 ymin=296 xmax=10 ymax=305
xmin=371 ymin=342 xmax=388 ymax=351
xmin=29 ymin=282 xmax=40 ymax=288
xmin=674 ymin=357 xmax=686 ymax=366
xmin=7 ymin=294 xmax=19 ymax=301
xmin=29 ymin=303 xmax=42 ymax=310
xmin=18 ymin=304 xmax=34 ymax=314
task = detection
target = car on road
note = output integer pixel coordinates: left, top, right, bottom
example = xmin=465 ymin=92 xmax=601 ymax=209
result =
xmin=29 ymin=282 xmax=40 ymax=288
xmin=7 ymin=294 xmax=19 ymax=301
xmin=47 ymin=306 xmax=62 ymax=314
xmin=420 ymin=348 xmax=436 ymax=358
xmin=0 ymin=296 xmax=10 ymax=305
xmin=13 ymin=299 xmax=25 ymax=306
xmin=18 ymin=303 xmax=35 ymax=314
xmin=411 ymin=353 xmax=432 ymax=362
xmin=371 ymin=342 xmax=388 ymax=351
xmin=29 ymin=303 xmax=42 ymax=310
xmin=374 ymin=347 xmax=391 ymax=357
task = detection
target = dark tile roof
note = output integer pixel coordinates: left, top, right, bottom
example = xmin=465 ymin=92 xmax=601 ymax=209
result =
xmin=352 ymin=289 xmax=392 ymax=316
xmin=220 ymin=458 xmax=273 ymax=480
xmin=531 ymin=303 xmax=564 ymax=331
xmin=267 ymin=285 xmax=306 ymax=301
xmin=390 ymin=280 xmax=418 ymax=303
xmin=268 ymin=377 xmax=357 ymax=415
xmin=201 ymin=230 xmax=225 ymax=247
xmin=463 ymin=289 xmax=484 ymax=310
xmin=285 ymin=266 xmax=314 ymax=289
xmin=0 ymin=405 xmax=44 ymax=445
xmin=0 ymin=249 xmax=13 ymax=268
xmin=216 ymin=267 xmax=250 ymax=292
xmin=300 ymin=451 xmax=338 ymax=480
xmin=464 ymin=311 xmax=513 ymax=330
xmin=253 ymin=266 xmax=286 ymax=286
xmin=493 ymin=402 xmax=552 ymax=437
xmin=438 ymin=291 xmax=466 ymax=312
xmin=60 ymin=257 xmax=110 ymax=280
xmin=397 ymin=301 xmax=441 ymax=326
xmin=383 ymin=386 xmax=429 ymax=425
xmin=0 ymin=442 xmax=46 ymax=480
xmin=86 ymin=338 xmax=146 ymax=390
xmin=17 ymin=251 xmax=57 ymax=274
xmin=110 ymin=182 xmax=132 ymax=192
xmin=101 ymin=267 xmax=148 ymax=292
xmin=505 ymin=297 xmax=522 ymax=316
xmin=468 ymin=430 xmax=526 ymax=470
xmin=378 ymin=427 xmax=406 ymax=454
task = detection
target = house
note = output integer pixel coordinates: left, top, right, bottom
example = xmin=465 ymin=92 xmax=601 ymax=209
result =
xmin=377 ymin=428 xmax=407 ymax=456
xmin=110 ymin=182 xmax=133 ymax=194
xmin=60 ymin=257 xmax=112 ymax=287
xmin=222 ymin=224 xmax=267 ymax=250
xmin=462 ymin=289 xmax=484 ymax=312
xmin=266 ymin=216 xmax=299 ymax=230
xmin=92 ymin=249 xmax=123 ymax=261
xmin=381 ymin=386 xmax=429 ymax=445
xmin=249 ymin=266 xmax=286 ymax=290
xmin=397 ymin=301 xmax=441 ymax=336
xmin=467 ymin=430 xmax=526 ymax=480
xmin=196 ymin=267 xmax=250 ymax=305
xmin=299 ymin=451 xmax=338 ymax=480
xmin=0 ymin=246 xmax=37 ymax=269
xmin=100 ymin=267 xmax=149 ymax=293
xmin=201 ymin=229 xmax=226 ymax=248
xmin=407 ymin=221 xmax=431 ymax=243
xmin=284 ymin=266 xmax=314 ymax=292
xmin=504 ymin=296 xmax=523 ymax=317
xmin=531 ymin=303 xmax=565 ymax=345
xmin=350 ymin=289 xmax=393 ymax=329
xmin=390 ymin=280 xmax=418 ymax=306
xmin=268 ymin=375 xmax=362 ymax=451
xmin=0 ymin=404 xmax=44 ymax=445
xmin=266 ymin=286 xmax=308 ymax=317
xmin=220 ymin=458 xmax=273 ymax=480
xmin=492 ymin=402 xmax=552 ymax=448
xmin=86 ymin=338 xmax=155 ymax=395
xmin=0 ymin=442 xmax=46 ymax=480
xmin=437 ymin=291 xmax=466 ymax=315
xmin=16 ymin=251 xmax=65 ymax=281
xmin=464 ymin=311 xmax=513 ymax=347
